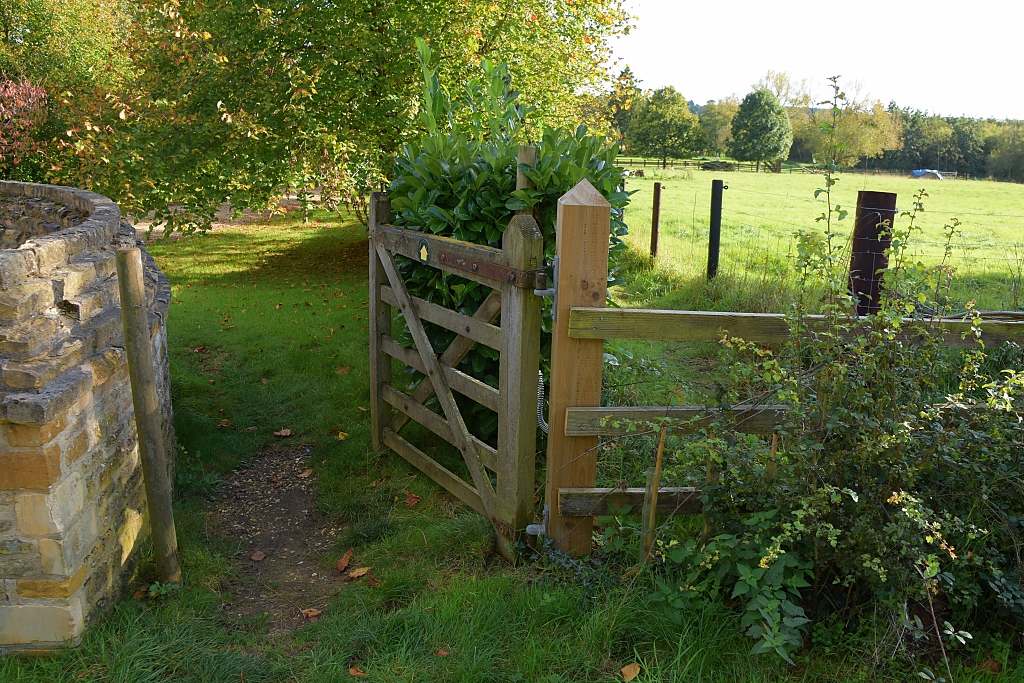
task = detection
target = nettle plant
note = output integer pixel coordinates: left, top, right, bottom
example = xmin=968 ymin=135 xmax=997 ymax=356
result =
xmin=388 ymin=39 xmax=629 ymax=438
xmin=632 ymin=80 xmax=1024 ymax=669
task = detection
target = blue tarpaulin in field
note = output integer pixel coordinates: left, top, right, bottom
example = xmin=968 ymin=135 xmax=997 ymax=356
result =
xmin=911 ymin=169 xmax=943 ymax=179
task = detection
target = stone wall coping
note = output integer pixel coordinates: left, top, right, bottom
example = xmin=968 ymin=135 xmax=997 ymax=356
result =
xmin=0 ymin=182 xmax=122 ymax=289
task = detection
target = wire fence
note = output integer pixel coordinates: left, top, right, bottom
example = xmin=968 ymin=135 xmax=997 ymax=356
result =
xmin=617 ymin=158 xmax=968 ymax=179
xmin=621 ymin=181 xmax=1024 ymax=313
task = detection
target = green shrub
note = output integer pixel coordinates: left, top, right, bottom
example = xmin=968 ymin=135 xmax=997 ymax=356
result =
xmin=387 ymin=39 xmax=629 ymax=439
xmin=625 ymin=84 xmax=1024 ymax=671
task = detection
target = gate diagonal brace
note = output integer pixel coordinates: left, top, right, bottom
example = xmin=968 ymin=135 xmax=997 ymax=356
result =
xmin=373 ymin=241 xmax=498 ymax=517
xmin=436 ymin=249 xmax=546 ymax=290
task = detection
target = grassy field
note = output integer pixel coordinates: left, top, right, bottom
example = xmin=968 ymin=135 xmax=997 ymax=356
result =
xmin=4 ymin=207 xmax=1023 ymax=681
xmin=618 ymin=169 xmax=1024 ymax=312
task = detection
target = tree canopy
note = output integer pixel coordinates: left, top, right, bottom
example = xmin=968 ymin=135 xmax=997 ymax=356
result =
xmin=729 ymin=88 xmax=792 ymax=170
xmin=10 ymin=0 xmax=632 ymax=232
xmin=624 ymin=86 xmax=700 ymax=166
xmin=698 ymin=97 xmax=738 ymax=157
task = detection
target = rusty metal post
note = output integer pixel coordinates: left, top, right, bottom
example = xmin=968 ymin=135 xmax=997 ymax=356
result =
xmin=849 ymin=191 xmax=898 ymax=315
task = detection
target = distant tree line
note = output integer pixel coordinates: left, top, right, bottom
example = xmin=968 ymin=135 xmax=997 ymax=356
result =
xmin=609 ymin=68 xmax=1024 ymax=182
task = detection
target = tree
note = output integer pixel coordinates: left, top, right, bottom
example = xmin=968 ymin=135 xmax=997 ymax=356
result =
xmin=0 ymin=78 xmax=47 ymax=178
xmin=41 ymin=0 xmax=632 ymax=232
xmin=624 ymin=86 xmax=700 ymax=167
xmin=698 ymin=97 xmax=738 ymax=157
xmin=607 ymin=66 xmax=642 ymax=142
xmin=730 ymin=89 xmax=792 ymax=172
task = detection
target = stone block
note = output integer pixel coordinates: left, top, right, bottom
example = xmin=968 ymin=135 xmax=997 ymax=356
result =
xmin=65 ymin=428 xmax=91 ymax=465
xmin=5 ymin=414 xmax=68 ymax=448
xmin=0 ymin=444 xmax=61 ymax=491
xmin=17 ymin=562 xmax=86 ymax=598
xmin=0 ymin=251 xmax=35 ymax=290
xmin=28 ymin=236 xmax=69 ymax=274
xmin=0 ymin=600 xmax=84 ymax=645
xmin=2 ymin=368 xmax=91 ymax=425
xmin=0 ymin=281 xmax=53 ymax=323
xmin=0 ymin=316 xmax=65 ymax=360
xmin=38 ymin=538 xmax=65 ymax=575
xmin=56 ymin=261 xmax=98 ymax=300
xmin=85 ymin=348 xmax=125 ymax=387
xmin=61 ymin=509 xmax=96 ymax=569
xmin=14 ymin=493 xmax=56 ymax=535
xmin=2 ymin=340 xmax=85 ymax=390
xmin=0 ymin=541 xmax=36 ymax=575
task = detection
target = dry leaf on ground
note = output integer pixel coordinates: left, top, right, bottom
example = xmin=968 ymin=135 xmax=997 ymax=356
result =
xmin=405 ymin=492 xmax=423 ymax=507
xmin=298 ymin=468 xmax=313 ymax=478
xmin=367 ymin=572 xmax=380 ymax=587
xmin=349 ymin=667 xmax=367 ymax=677
xmin=621 ymin=662 xmax=641 ymax=681
xmin=338 ymin=548 xmax=353 ymax=574
xmin=329 ymin=428 xmax=349 ymax=441
xmin=244 ymin=426 xmax=257 ymax=432
xmin=977 ymin=660 xmax=1002 ymax=674
xmin=217 ymin=419 xmax=230 ymax=428
xmin=347 ymin=566 xmax=370 ymax=580
xmin=273 ymin=428 xmax=292 ymax=437
xmin=337 ymin=366 xmax=352 ymax=374
xmin=250 ymin=551 xmax=266 ymax=561
xmin=436 ymin=649 xmax=450 ymax=656
xmin=301 ymin=608 xmax=322 ymax=619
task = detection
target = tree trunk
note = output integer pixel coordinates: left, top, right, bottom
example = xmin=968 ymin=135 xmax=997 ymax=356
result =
xmin=756 ymin=159 xmax=760 ymax=173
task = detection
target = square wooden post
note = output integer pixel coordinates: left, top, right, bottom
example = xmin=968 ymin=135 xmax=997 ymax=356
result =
xmin=368 ymin=193 xmax=393 ymax=451
xmin=544 ymin=179 xmax=610 ymax=555
xmin=496 ymin=145 xmax=543 ymax=555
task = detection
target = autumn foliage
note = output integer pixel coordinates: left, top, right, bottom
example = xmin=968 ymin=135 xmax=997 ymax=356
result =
xmin=0 ymin=78 xmax=47 ymax=178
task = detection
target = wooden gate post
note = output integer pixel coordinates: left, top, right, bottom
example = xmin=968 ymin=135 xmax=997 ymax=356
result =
xmin=545 ymin=179 xmax=610 ymax=555
xmin=496 ymin=146 xmax=544 ymax=553
xmin=368 ymin=193 xmax=393 ymax=451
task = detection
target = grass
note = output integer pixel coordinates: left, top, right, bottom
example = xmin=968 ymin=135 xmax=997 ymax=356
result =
xmin=618 ymin=169 xmax=1024 ymax=312
xmin=4 ymin=206 xmax=1024 ymax=681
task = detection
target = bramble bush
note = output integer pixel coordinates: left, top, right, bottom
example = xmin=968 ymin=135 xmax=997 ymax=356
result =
xmin=602 ymin=81 xmax=1024 ymax=674
xmin=387 ymin=39 xmax=630 ymax=438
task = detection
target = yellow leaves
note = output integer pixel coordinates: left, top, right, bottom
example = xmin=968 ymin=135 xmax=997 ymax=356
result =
xmin=621 ymin=662 xmax=641 ymax=681
xmin=201 ymin=31 xmax=212 ymax=40
xmin=273 ymin=428 xmax=292 ymax=437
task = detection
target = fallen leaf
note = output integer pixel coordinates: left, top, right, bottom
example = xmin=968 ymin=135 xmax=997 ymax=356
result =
xmin=977 ymin=660 xmax=1001 ymax=674
xmin=336 ymin=431 xmax=349 ymax=441
xmin=436 ymin=649 xmax=450 ymax=657
xmin=250 ymin=551 xmax=266 ymax=561
xmin=338 ymin=548 xmax=353 ymax=573
xmin=347 ymin=566 xmax=370 ymax=580
xmin=301 ymin=608 xmax=322 ymax=619
xmin=621 ymin=662 xmax=641 ymax=681
xmin=356 ymin=406 xmax=366 ymax=412
xmin=337 ymin=366 xmax=351 ymax=374
xmin=367 ymin=572 xmax=380 ymax=587
xmin=274 ymin=428 xmax=292 ymax=437
xmin=349 ymin=667 xmax=367 ymax=677
xmin=217 ymin=419 xmax=230 ymax=428
xmin=260 ymin=378 xmax=268 ymax=384
xmin=405 ymin=492 xmax=423 ymax=507
xmin=132 ymin=588 xmax=146 ymax=599
xmin=193 ymin=345 xmax=207 ymax=353
xmin=208 ymin=379 xmax=215 ymax=384
xmin=270 ymin=475 xmax=280 ymax=484
xmin=298 ymin=468 xmax=313 ymax=478
xmin=244 ymin=426 xmax=257 ymax=432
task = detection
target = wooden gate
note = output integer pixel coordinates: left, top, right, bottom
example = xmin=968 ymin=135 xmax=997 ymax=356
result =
xmin=368 ymin=150 xmax=545 ymax=557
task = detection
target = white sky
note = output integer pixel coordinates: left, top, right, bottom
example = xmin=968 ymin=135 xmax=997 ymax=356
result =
xmin=611 ymin=0 xmax=1023 ymax=119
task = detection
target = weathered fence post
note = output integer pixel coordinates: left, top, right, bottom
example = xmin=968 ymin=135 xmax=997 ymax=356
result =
xmin=116 ymin=248 xmax=181 ymax=585
xmin=368 ymin=193 xmax=393 ymax=450
xmin=545 ymin=179 xmax=610 ymax=555
xmin=848 ymin=190 xmax=897 ymax=315
xmin=650 ymin=181 xmax=662 ymax=258
xmin=707 ymin=179 xmax=724 ymax=279
xmin=497 ymin=146 xmax=543 ymax=555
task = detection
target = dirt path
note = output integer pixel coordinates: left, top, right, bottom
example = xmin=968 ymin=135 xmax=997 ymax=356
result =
xmin=207 ymin=444 xmax=346 ymax=634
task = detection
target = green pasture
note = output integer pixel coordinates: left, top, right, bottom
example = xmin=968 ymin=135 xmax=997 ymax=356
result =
xmin=618 ymin=169 xmax=1024 ymax=312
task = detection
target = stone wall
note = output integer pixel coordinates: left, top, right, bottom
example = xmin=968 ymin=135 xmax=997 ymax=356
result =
xmin=0 ymin=181 xmax=173 ymax=652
